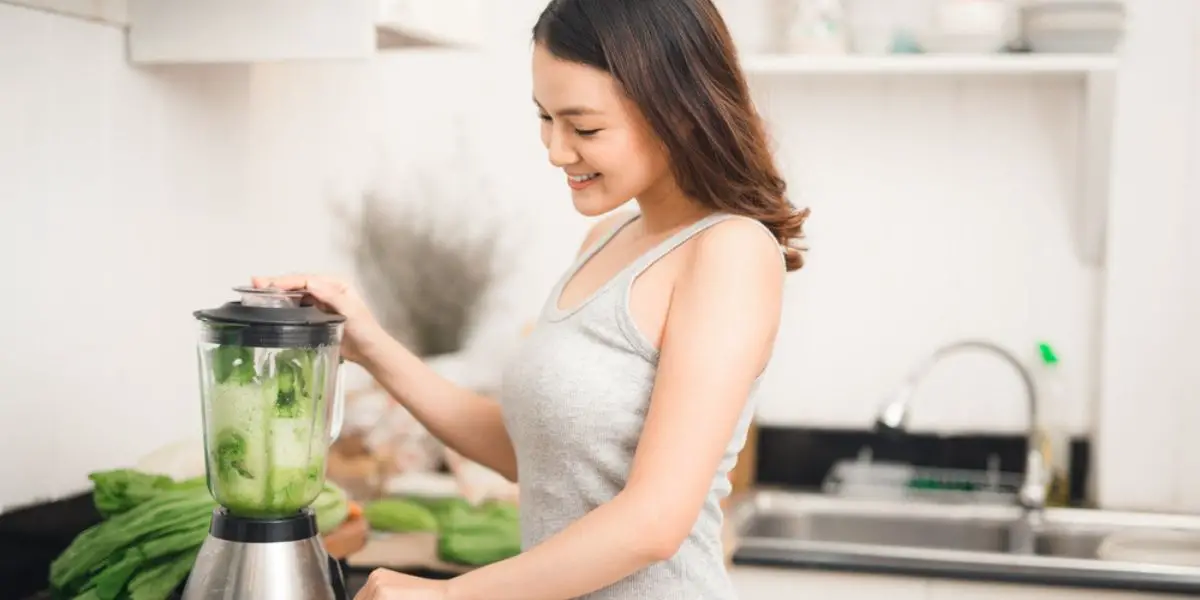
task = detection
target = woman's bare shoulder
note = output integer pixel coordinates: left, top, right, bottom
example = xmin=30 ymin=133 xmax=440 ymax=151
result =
xmin=692 ymin=216 xmax=784 ymax=276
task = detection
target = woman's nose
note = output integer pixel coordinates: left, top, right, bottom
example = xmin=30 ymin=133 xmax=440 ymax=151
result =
xmin=546 ymin=130 xmax=578 ymax=168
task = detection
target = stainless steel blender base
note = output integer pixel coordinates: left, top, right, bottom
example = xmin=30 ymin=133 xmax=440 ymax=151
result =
xmin=183 ymin=534 xmax=345 ymax=600
xmin=181 ymin=509 xmax=346 ymax=600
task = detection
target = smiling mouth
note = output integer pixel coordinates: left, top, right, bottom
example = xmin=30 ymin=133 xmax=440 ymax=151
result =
xmin=567 ymin=172 xmax=601 ymax=190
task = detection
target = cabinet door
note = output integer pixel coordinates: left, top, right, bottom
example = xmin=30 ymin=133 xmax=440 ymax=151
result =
xmin=730 ymin=566 xmax=930 ymax=600
xmin=376 ymin=0 xmax=485 ymax=48
xmin=127 ymin=0 xmax=379 ymax=64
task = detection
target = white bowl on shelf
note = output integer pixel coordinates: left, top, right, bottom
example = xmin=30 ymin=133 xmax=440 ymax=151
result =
xmin=932 ymin=0 xmax=1011 ymax=35
xmin=919 ymin=0 xmax=1013 ymax=54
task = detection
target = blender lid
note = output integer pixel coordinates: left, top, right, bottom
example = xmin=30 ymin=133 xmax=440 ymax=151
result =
xmin=194 ymin=286 xmax=347 ymax=327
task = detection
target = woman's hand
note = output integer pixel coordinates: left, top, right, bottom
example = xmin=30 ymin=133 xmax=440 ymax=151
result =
xmin=353 ymin=569 xmax=450 ymax=600
xmin=250 ymin=274 xmax=385 ymax=365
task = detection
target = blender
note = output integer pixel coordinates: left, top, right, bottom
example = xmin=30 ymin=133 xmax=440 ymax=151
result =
xmin=183 ymin=286 xmax=349 ymax=600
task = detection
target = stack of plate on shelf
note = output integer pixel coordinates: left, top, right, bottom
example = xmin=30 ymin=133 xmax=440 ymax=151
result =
xmin=1020 ymin=0 xmax=1126 ymax=53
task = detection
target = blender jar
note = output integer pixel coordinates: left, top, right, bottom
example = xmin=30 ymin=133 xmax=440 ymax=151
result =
xmin=194 ymin=286 xmax=347 ymax=518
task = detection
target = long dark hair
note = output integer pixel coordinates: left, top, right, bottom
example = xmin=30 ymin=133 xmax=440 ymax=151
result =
xmin=533 ymin=0 xmax=810 ymax=271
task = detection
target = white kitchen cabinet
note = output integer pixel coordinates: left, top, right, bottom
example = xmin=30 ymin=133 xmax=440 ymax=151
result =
xmin=3 ymin=0 xmax=485 ymax=64
xmin=0 ymin=0 xmax=126 ymax=24
xmin=126 ymin=0 xmax=485 ymax=64
xmin=730 ymin=566 xmax=929 ymax=600
xmin=126 ymin=0 xmax=378 ymax=64
xmin=374 ymin=0 xmax=485 ymax=50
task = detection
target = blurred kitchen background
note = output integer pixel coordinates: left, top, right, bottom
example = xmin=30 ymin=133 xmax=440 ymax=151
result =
xmin=1 ymin=0 xmax=1197 ymax=584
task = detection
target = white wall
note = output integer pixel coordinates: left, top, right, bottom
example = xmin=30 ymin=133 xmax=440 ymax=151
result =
xmin=0 ymin=1 xmax=583 ymax=510
xmin=0 ymin=4 xmax=255 ymax=508
xmin=242 ymin=14 xmax=1102 ymax=439
xmin=750 ymin=74 xmax=1097 ymax=435
xmin=1094 ymin=0 xmax=1200 ymax=513
xmin=0 ymin=0 xmax=1195 ymax=512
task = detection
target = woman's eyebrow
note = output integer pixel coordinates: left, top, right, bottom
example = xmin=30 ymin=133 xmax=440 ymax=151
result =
xmin=534 ymin=98 xmax=601 ymax=117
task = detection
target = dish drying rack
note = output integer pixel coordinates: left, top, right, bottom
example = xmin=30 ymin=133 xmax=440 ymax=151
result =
xmin=822 ymin=448 xmax=1024 ymax=506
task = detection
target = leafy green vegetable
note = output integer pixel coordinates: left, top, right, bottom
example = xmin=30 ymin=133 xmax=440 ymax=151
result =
xmin=125 ymin=547 xmax=200 ymax=600
xmin=214 ymin=429 xmax=253 ymax=481
xmin=365 ymin=496 xmax=521 ymax=566
xmin=363 ymin=498 xmax=439 ymax=533
xmin=436 ymin=500 xmax=521 ymax=566
xmin=50 ymin=469 xmax=351 ymax=600
xmin=50 ymin=486 xmax=215 ymax=596
xmin=274 ymin=348 xmax=317 ymax=418
xmin=89 ymin=469 xmax=209 ymax=519
xmin=89 ymin=469 xmax=175 ymax=518
xmin=212 ymin=344 xmax=256 ymax=385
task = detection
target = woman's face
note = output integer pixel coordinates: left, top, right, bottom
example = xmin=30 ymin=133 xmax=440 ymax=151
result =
xmin=531 ymin=43 xmax=672 ymax=217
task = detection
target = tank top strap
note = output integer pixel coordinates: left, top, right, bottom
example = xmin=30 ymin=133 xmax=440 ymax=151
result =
xmin=626 ymin=212 xmax=776 ymax=278
xmin=576 ymin=210 xmax=642 ymax=268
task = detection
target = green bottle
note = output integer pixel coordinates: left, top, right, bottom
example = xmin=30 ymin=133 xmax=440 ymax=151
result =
xmin=1037 ymin=342 xmax=1071 ymax=507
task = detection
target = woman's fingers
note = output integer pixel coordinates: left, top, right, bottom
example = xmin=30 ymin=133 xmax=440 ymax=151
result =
xmin=252 ymin=274 xmax=317 ymax=291
xmin=250 ymin=274 xmax=358 ymax=318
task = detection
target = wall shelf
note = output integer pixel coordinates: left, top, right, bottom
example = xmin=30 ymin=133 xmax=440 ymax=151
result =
xmin=2 ymin=0 xmax=1117 ymax=267
xmin=741 ymin=53 xmax=1117 ymax=77
xmin=741 ymin=52 xmax=1119 ymax=267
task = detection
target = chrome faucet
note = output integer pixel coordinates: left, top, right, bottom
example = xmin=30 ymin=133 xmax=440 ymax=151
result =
xmin=872 ymin=340 xmax=1050 ymax=521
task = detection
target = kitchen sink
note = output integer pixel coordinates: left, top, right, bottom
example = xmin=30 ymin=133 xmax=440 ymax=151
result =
xmin=734 ymin=493 xmax=1118 ymax=558
xmin=730 ymin=489 xmax=1200 ymax=594
xmin=741 ymin=510 xmax=1015 ymax=554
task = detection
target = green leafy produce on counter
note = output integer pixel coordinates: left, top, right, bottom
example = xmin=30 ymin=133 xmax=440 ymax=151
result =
xmin=362 ymin=498 xmax=439 ymax=533
xmin=436 ymin=499 xmax=521 ymax=566
xmin=50 ymin=468 xmax=351 ymax=600
xmin=363 ymin=496 xmax=521 ymax=566
xmin=89 ymin=469 xmax=207 ymax=518
xmin=51 ymin=481 xmax=215 ymax=599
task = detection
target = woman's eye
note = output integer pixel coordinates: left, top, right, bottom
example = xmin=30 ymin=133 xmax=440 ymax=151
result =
xmin=538 ymin=113 xmax=551 ymax=122
xmin=576 ymin=128 xmax=600 ymax=137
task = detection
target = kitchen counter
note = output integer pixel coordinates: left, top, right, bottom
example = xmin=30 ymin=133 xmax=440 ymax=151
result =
xmin=346 ymin=529 xmax=475 ymax=575
xmin=342 ymin=492 xmax=748 ymax=578
xmin=725 ymin=488 xmax=1200 ymax=597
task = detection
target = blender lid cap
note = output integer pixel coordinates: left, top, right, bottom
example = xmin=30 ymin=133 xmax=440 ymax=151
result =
xmin=194 ymin=286 xmax=347 ymax=327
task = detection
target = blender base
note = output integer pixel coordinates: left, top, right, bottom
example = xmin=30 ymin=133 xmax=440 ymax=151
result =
xmin=182 ymin=507 xmax=346 ymax=600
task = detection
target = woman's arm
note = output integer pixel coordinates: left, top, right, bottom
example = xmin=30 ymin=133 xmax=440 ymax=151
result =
xmin=441 ymin=218 xmax=786 ymax=600
xmin=359 ymin=332 xmax=518 ymax=482
xmin=348 ymin=211 xmax=636 ymax=484
xmin=254 ymin=273 xmax=520 ymax=483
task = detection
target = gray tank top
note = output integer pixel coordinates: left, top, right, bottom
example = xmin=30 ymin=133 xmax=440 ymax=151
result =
xmin=499 ymin=210 xmax=778 ymax=599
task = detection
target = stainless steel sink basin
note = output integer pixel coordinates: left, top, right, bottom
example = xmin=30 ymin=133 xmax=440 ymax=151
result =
xmin=730 ymin=489 xmax=1200 ymax=594
xmin=741 ymin=509 xmax=1015 ymax=553
xmin=735 ymin=494 xmax=1116 ymax=557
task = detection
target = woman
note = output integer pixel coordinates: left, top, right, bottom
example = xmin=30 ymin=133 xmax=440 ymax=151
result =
xmin=257 ymin=0 xmax=808 ymax=597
